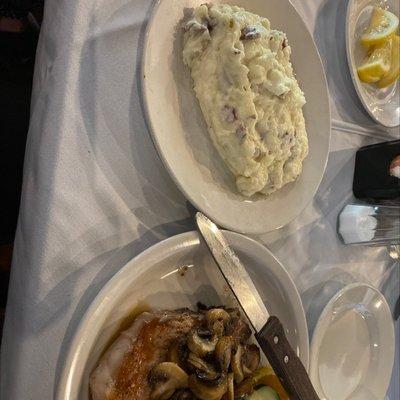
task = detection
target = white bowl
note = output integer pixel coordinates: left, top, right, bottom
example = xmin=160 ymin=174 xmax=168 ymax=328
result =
xmin=346 ymin=0 xmax=400 ymax=127
xmin=56 ymin=231 xmax=309 ymax=400
xmin=309 ymin=282 xmax=395 ymax=400
xmin=142 ymin=0 xmax=331 ymax=234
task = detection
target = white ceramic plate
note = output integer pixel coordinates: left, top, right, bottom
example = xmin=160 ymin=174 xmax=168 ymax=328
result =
xmin=56 ymin=231 xmax=309 ymax=400
xmin=346 ymin=0 xmax=400 ymax=127
xmin=142 ymin=0 xmax=331 ymax=234
xmin=309 ymin=283 xmax=395 ymax=400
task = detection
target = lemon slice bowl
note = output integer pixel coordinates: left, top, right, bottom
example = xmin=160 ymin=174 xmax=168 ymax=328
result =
xmin=346 ymin=0 xmax=400 ymax=127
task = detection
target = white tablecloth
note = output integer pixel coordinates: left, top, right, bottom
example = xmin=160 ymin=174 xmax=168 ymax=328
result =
xmin=1 ymin=0 xmax=399 ymax=399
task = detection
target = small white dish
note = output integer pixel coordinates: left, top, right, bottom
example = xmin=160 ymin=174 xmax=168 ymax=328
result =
xmin=309 ymin=282 xmax=395 ymax=400
xmin=56 ymin=231 xmax=309 ymax=400
xmin=346 ymin=0 xmax=400 ymax=127
xmin=141 ymin=0 xmax=331 ymax=234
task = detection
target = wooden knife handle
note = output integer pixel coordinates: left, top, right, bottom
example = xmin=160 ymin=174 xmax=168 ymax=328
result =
xmin=255 ymin=316 xmax=320 ymax=400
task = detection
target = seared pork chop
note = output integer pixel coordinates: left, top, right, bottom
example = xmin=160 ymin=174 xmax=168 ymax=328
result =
xmin=90 ymin=310 xmax=202 ymax=400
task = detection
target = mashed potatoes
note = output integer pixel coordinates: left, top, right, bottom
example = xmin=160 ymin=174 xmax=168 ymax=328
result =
xmin=183 ymin=4 xmax=308 ymax=197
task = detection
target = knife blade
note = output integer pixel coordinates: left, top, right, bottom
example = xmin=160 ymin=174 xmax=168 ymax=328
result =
xmin=196 ymin=212 xmax=269 ymax=333
xmin=195 ymin=212 xmax=320 ymax=400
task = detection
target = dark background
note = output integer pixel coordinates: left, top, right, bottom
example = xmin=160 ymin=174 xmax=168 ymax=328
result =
xmin=0 ymin=0 xmax=43 ymax=338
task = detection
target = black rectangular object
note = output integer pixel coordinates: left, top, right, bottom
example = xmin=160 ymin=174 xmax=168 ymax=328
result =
xmin=353 ymin=140 xmax=400 ymax=200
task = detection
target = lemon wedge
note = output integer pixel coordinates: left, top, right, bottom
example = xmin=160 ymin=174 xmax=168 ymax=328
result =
xmin=361 ymin=7 xmax=399 ymax=46
xmin=378 ymin=35 xmax=400 ymax=87
xmin=357 ymin=38 xmax=392 ymax=82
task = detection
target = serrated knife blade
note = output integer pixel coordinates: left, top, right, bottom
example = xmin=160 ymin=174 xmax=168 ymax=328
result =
xmin=195 ymin=212 xmax=269 ymax=333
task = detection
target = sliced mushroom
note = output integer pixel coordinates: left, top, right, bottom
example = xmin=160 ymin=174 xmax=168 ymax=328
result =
xmin=205 ymin=309 xmax=230 ymax=337
xmin=167 ymin=341 xmax=189 ymax=369
xmin=225 ymin=311 xmax=251 ymax=346
xmin=196 ymin=369 xmax=221 ymax=383
xmin=188 ymin=373 xmax=228 ymax=400
xmin=187 ymin=352 xmax=220 ymax=381
xmin=234 ymin=376 xmax=254 ymax=398
xmin=231 ymin=345 xmax=244 ymax=384
xmin=231 ymin=344 xmax=261 ymax=385
xmin=148 ymin=362 xmax=188 ymax=400
xmin=241 ymin=344 xmax=260 ymax=377
xmin=187 ymin=328 xmax=218 ymax=357
xmin=227 ymin=373 xmax=234 ymax=400
xmin=215 ymin=336 xmax=234 ymax=371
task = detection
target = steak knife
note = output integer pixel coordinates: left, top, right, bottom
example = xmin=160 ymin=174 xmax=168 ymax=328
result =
xmin=195 ymin=212 xmax=320 ymax=400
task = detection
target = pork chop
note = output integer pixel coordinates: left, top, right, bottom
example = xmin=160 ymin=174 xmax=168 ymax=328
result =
xmin=90 ymin=310 xmax=202 ymax=400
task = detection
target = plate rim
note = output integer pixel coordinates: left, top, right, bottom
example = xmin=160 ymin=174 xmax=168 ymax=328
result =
xmin=56 ymin=230 xmax=309 ymax=400
xmin=345 ymin=0 xmax=400 ymax=128
xmin=140 ymin=0 xmax=331 ymax=235
xmin=309 ymin=282 xmax=395 ymax=399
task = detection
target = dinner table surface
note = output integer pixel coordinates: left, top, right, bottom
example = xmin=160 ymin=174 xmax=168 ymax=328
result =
xmin=1 ymin=0 xmax=399 ymax=399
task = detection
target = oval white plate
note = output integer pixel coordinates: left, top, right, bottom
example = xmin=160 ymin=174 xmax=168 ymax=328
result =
xmin=142 ymin=0 xmax=331 ymax=234
xmin=346 ymin=0 xmax=400 ymax=127
xmin=309 ymin=283 xmax=395 ymax=400
xmin=56 ymin=231 xmax=309 ymax=400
